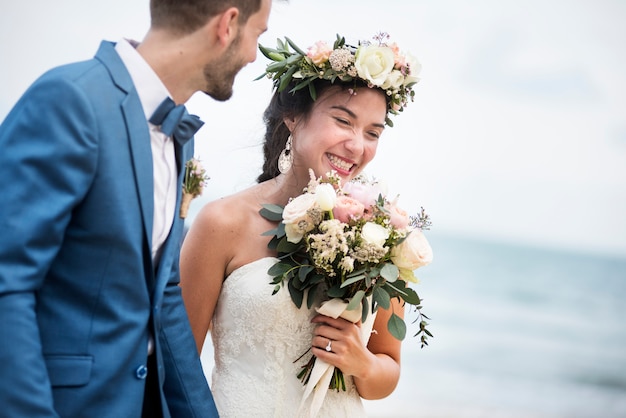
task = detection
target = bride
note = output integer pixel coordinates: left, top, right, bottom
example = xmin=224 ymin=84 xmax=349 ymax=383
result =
xmin=180 ymin=33 xmax=421 ymax=417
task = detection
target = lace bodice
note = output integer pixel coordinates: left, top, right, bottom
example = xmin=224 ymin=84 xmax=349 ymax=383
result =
xmin=205 ymin=257 xmax=367 ymax=418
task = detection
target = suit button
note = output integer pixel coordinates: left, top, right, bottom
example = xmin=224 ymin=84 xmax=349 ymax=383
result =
xmin=135 ymin=365 xmax=148 ymax=380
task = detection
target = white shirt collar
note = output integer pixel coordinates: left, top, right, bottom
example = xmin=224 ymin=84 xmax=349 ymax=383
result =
xmin=114 ymin=38 xmax=171 ymax=121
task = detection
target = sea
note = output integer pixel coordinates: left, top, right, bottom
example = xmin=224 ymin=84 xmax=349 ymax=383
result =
xmin=363 ymin=233 xmax=626 ymax=418
xmin=201 ymin=232 xmax=626 ymax=417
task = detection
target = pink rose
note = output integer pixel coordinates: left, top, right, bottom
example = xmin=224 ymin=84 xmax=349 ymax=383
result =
xmin=342 ymin=181 xmax=386 ymax=209
xmin=333 ymin=195 xmax=365 ymax=223
xmin=386 ymin=203 xmax=410 ymax=230
xmin=307 ymin=41 xmax=332 ymax=66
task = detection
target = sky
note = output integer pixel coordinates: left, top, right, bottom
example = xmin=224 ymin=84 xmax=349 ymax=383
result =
xmin=1 ymin=0 xmax=625 ymax=257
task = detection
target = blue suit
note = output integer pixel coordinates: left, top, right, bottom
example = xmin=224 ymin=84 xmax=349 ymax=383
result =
xmin=0 ymin=41 xmax=218 ymax=417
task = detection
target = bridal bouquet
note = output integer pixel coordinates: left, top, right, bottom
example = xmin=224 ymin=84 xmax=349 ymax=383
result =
xmin=260 ymin=170 xmax=433 ymax=395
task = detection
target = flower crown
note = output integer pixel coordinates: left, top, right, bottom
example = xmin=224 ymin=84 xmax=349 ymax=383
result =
xmin=258 ymin=33 xmax=421 ymax=126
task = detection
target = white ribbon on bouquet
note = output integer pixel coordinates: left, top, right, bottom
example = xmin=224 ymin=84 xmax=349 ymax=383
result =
xmin=298 ymin=297 xmax=376 ymax=418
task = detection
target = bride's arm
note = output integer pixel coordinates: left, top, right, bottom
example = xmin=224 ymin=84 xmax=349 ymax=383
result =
xmin=310 ymin=298 xmax=403 ymax=400
xmin=354 ymin=298 xmax=404 ymax=399
xmin=179 ymin=201 xmax=234 ymax=354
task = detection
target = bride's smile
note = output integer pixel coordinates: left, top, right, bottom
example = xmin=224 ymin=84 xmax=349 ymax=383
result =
xmin=327 ymin=153 xmax=354 ymax=175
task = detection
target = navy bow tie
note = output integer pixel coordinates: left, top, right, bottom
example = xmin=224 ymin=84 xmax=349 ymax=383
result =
xmin=149 ymin=97 xmax=204 ymax=145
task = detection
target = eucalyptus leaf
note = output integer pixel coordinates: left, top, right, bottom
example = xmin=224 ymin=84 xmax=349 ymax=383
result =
xmin=267 ymin=262 xmax=292 ymax=277
xmin=380 ymin=263 xmax=399 ymax=282
xmin=373 ymin=287 xmax=391 ymax=310
xmin=261 ymin=227 xmax=280 ymax=237
xmin=287 ymin=279 xmax=304 ymax=308
xmin=401 ymin=286 xmax=422 ymax=305
xmin=347 ymin=290 xmax=365 ymax=311
xmin=308 ymin=273 xmax=325 ymax=285
xmin=384 ymin=281 xmax=408 ymax=297
xmin=346 ymin=267 xmax=367 ymax=278
xmin=307 ymin=283 xmax=322 ymax=309
xmin=275 ymin=222 xmax=286 ymax=237
xmin=367 ymin=267 xmax=380 ymax=278
xmin=266 ymin=235 xmax=280 ymax=250
xmin=361 ymin=298 xmax=370 ymax=323
xmin=260 ymin=203 xmax=284 ymax=217
xmin=298 ymin=265 xmax=314 ymax=282
xmin=276 ymin=238 xmax=299 ymax=253
xmin=327 ymin=283 xmax=347 ymax=298
xmin=340 ymin=274 xmax=365 ymax=288
xmin=387 ymin=313 xmax=407 ymax=340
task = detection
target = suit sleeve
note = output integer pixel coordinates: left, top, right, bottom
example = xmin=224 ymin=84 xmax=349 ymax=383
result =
xmin=0 ymin=76 xmax=98 ymax=417
xmin=158 ymin=246 xmax=219 ymax=418
xmin=156 ymin=136 xmax=218 ymax=417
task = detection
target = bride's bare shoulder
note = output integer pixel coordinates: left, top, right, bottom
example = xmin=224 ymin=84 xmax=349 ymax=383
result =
xmin=191 ymin=186 xmax=266 ymax=232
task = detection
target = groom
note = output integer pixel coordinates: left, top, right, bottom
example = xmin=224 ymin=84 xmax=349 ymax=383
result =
xmin=0 ymin=0 xmax=271 ymax=417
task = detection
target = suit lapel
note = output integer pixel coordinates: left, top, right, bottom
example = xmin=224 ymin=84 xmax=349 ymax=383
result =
xmin=151 ymin=139 xmax=193 ymax=305
xmin=124 ymin=97 xmax=154 ymax=258
xmin=96 ymin=41 xmax=154 ymax=274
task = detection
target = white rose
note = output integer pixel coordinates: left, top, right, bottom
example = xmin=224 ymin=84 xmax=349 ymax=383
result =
xmin=282 ymin=193 xmax=317 ymax=224
xmin=381 ymin=69 xmax=405 ymax=90
xmin=361 ymin=222 xmax=390 ymax=247
xmin=354 ymin=45 xmax=395 ymax=87
xmin=390 ymin=229 xmax=433 ymax=270
xmin=315 ymin=183 xmax=336 ymax=212
xmin=284 ymin=222 xmax=305 ymax=244
xmin=282 ymin=193 xmax=318 ymax=243
xmin=402 ymin=52 xmax=422 ymax=86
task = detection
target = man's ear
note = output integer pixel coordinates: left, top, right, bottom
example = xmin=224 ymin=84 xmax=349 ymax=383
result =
xmin=215 ymin=7 xmax=240 ymax=46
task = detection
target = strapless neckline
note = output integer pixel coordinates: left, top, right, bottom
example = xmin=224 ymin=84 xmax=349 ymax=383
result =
xmin=205 ymin=256 xmax=368 ymax=417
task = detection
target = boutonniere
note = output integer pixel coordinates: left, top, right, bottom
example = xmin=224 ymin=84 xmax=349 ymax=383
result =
xmin=180 ymin=158 xmax=210 ymax=219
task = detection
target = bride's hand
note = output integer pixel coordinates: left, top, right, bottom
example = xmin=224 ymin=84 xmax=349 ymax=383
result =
xmin=310 ymin=314 xmax=375 ymax=379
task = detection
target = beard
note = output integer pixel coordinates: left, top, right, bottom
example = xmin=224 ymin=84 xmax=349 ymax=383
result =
xmin=202 ymin=35 xmax=245 ymax=101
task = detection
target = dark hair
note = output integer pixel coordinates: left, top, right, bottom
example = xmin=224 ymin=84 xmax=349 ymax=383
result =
xmin=257 ymin=79 xmax=385 ymax=183
xmin=150 ymin=0 xmax=262 ymax=34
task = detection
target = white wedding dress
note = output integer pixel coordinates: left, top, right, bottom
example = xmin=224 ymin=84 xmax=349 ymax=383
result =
xmin=205 ymin=257 xmax=369 ymax=418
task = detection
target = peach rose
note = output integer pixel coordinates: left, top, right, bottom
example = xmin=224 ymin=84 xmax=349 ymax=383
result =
xmin=333 ymin=195 xmax=365 ymax=223
xmin=386 ymin=203 xmax=410 ymax=230
xmin=390 ymin=229 xmax=433 ymax=270
xmin=307 ymin=41 xmax=332 ymax=66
